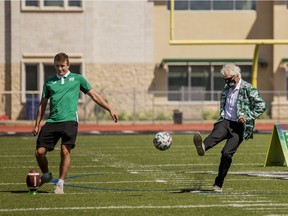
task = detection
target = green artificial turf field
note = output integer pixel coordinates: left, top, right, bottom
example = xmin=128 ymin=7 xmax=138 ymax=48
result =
xmin=1 ymin=133 xmax=288 ymax=216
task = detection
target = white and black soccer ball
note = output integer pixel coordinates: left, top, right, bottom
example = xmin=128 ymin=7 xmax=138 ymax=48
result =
xmin=153 ymin=131 xmax=172 ymax=151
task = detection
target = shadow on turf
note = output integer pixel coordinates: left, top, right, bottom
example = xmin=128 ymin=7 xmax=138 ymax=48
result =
xmin=174 ymin=188 xmax=215 ymax=194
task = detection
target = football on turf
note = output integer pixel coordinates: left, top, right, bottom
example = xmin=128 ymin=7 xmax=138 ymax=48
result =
xmin=26 ymin=168 xmax=40 ymax=191
xmin=153 ymin=131 xmax=172 ymax=151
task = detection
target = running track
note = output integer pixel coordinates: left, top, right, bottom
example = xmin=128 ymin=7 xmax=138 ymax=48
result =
xmin=0 ymin=122 xmax=275 ymax=135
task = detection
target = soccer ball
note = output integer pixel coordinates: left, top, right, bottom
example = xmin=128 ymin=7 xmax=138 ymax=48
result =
xmin=153 ymin=131 xmax=172 ymax=151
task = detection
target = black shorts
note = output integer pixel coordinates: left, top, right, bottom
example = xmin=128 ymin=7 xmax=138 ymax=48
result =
xmin=36 ymin=121 xmax=78 ymax=151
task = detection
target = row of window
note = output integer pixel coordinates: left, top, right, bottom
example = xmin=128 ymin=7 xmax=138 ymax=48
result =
xmin=168 ymin=64 xmax=252 ymax=101
xmin=167 ymin=0 xmax=256 ymax=10
xmin=23 ymin=61 xmax=253 ymax=102
xmin=24 ymin=0 xmax=255 ymax=11
xmin=22 ymin=0 xmax=82 ymax=11
xmin=23 ymin=0 xmax=288 ymax=12
xmin=25 ymin=0 xmax=81 ymax=7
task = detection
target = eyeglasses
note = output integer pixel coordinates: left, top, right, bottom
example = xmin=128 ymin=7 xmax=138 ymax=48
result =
xmin=223 ymin=76 xmax=234 ymax=82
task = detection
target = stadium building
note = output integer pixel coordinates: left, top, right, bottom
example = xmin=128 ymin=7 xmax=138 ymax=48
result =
xmin=1 ymin=0 xmax=288 ymax=122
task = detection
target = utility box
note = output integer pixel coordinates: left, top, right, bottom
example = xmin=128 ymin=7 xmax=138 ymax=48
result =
xmin=173 ymin=110 xmax=182 ymax=124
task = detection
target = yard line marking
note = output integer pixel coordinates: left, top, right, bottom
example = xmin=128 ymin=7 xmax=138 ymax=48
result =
xmin=0 ymin=183 xmax=26 ymax=185
xmin=155 ymin=180 xmax=167 ymax=183
xmin=0 ymin=180 xmax=165 ymax=186
xmin=2 ymin=203 xmax=288 ymax=212
xmin=89 ymin=131 xmax=100 ymax=134
xmin=122 ymin=130 xmax=136 ymax=134
xmin=224 ymin=200 xmax=273 ymax=203
xmin=0 ymin=155 xmax=32 ymax=158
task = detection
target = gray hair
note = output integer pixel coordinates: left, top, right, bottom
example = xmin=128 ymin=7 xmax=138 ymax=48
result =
xmin=220 ymin=63 xmax=241 ymax=78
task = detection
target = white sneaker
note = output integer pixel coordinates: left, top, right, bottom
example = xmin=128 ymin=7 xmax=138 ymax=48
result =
xmin=54 ymin=183 xmax=64 ymax=194
xmin=193 ymin=132 xmax=205 ymax=156
xmin=40 ymin=172 xmax=53 ymax=186
xmin=212 ymin=185 xmax=223 ymax=192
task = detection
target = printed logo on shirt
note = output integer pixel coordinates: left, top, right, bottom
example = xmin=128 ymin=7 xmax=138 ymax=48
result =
xmin=52 ymin=81 xmax=57 ymax=84
xmin=69 ymin=77 xmax=75 ymax=82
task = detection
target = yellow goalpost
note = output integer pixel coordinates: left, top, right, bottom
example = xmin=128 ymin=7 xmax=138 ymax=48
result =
xmin=169 ymin=0 xmax=288 ymax=87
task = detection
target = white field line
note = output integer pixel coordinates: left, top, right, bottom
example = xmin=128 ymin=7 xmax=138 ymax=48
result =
xmin=0 ymin=180 xmax=167 ymax=186
xmin=0 ymin=155 xmax=32 ymax=158
xmin=1 ymin=203 xmax=288 ymax=212
xmin=0 ymin=163 xmax=264 ymax=169
xmin=224 ymin=200 xmax=274 ymax=203
xmin=1 ymin=166 xmax=287 ymax=190
xmin=0 ymin=177 xmax=274 ymax=186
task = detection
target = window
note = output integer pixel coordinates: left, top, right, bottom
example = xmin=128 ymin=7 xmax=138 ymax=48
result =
xmin=22 ymin=58 xmax=83 ymax=103
xmin=43 ymin=64 xmax=57 ymax=82
xmin=68 ymin=0 xmax=81 ymax=7
xmin=213 ymin=1 xmax=233 ymax=10
xmin=167 ymin=0 xmax=256 ymax=10
xmin=44 ymin=0 xmax=63 ymax=7
xmin=168 ymin=64 xmax=252 ymax=101
xmin=190 ymin=1 xmax=210 ymax=10
xmin=25 ymin=64 xmax=39 ymax=100
xmin=21 ymin=0 xmax=83 ymax=11
xmin=25 ymin=0 xmax=38 ymax=7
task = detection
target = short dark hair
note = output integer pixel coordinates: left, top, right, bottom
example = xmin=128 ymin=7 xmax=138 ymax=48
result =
xmin=54 ymin=52 xmax=69 ymax=64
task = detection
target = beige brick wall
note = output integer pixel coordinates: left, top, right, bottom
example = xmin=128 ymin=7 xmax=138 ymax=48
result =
xmin=78 ymin=63 xmax=156 ymax=121
xmin=0 ymin=64 xmax=4 ymax=92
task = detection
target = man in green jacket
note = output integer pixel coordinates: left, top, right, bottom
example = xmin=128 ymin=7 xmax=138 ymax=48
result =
xmin=193 ymin=63 xmax=266 ymax=192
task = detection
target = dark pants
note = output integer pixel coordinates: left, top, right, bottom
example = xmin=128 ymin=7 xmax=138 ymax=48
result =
xmin=203 ymin=119 xmax=244 ymax=187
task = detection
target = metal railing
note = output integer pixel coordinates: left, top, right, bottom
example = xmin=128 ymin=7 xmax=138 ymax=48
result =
xmin=0 ymin=90 xmax=286 ymax=124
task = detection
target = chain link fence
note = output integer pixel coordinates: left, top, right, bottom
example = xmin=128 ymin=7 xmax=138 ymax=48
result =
xmin=0 ymin=90 xmax=286 ymax=124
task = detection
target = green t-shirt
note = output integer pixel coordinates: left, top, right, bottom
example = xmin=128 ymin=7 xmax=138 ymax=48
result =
xmin=42 ymin=72 xmax=92 ymax=123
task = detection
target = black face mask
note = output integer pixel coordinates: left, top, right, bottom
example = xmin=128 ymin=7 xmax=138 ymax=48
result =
xmin=224 ymin=76 xmax=236 ymax=87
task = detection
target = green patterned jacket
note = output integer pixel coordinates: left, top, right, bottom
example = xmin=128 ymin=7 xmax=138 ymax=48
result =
xmin=217 ymin=80 xmax=267 ymax=139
